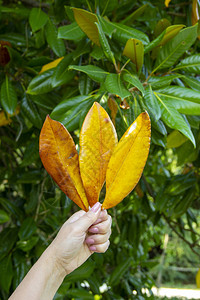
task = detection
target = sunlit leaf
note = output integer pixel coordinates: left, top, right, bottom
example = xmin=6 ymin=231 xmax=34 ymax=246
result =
xmin=39 ymin=115 xmax=89 ymax=211
xmin=79 ymin=102 xmax=118 ymax=207
xmin=165 ymin=0 xmax=172 ymax=7
xmin=102 ymin=112 xmax=151 ymax=209
xmin=159 ymin=25 xmax=185 ymax=46
xmin=39 ymin=57 xmax=64 ymax=73
xmin=123 ymin=38 xmax=144 ymax=72
xmin=72 ymin=8 xmax=100 ymax=46
xmin=108 ymin=97 xmax=118 ymax=126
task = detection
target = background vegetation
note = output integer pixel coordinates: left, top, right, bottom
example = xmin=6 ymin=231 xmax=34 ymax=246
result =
xmin=0 ymin=0 xmax=200 ymax=299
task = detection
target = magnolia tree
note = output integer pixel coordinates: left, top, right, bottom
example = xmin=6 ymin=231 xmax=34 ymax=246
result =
xmin=0 ymin=0 xmax=200 ymax=299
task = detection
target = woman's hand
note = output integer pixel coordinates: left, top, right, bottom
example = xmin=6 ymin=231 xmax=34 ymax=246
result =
xmin=9 ymin=202 xmax=112 ymax=300
xmin=47 ymin=202 xmax=112 ymax=276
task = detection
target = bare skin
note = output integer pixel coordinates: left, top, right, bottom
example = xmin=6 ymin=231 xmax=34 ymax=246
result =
xmin=9 ymin=202 xmax=112 ymax=300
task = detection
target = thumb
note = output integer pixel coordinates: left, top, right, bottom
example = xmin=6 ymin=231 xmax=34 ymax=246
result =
xmin=76 ymin=202 xmax=102 ymax=232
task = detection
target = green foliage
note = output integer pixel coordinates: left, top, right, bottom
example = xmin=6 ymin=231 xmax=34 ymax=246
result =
xmin=0 ymin=0 xmax=200 ymax=299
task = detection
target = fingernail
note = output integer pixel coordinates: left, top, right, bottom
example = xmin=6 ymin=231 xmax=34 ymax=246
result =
xmin=91 ymin=202 xmax=101 ymax=213
xmin=90 ymin=246 xmax=96 ymax=251
xmin=89 ymin=227 xmax=99 ymax=233
xmin=86 ymin=238 xmax=94 ymax=244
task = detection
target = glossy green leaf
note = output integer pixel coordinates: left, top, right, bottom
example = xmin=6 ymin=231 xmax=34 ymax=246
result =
xmin=181 ymin=75 xmax=200 ymax=91
xmin=1 ymin=76 xmax=17 ymax=114
xmin=155 ymin=86 xmax=200 ymax=104
xmin=148 ymin=75 xmax=182 ymax=89
xmin=101 ymin=18 xmax=149 ymax=45
xmin=21 ymin=95 xmax=43 ymax=128
xmin=0 ymin=254 xmax=13 ymax=293
xmin=0 ymin=210 xmax=10 ymax=224
xmin=154 ymin=24 xmax=198 ymax=71
xmin=95 ymin=21 xmax=115 ymax=64
xmin=16 ymin=236 xmax=39 ymax=252
xmin=175 ymin=54 xmax=200 ymax=73
xmin=58 ymin=22 xmax=85 ymax=40
xmin=18 ymin=217 xmax=37 ymax=240
xmin=68 ymin=65 xmax=108 ymax=83
xmin=27 ymin=69 xmax=54 ymax=95
xmin=123 ymin=73 xmax=145 ymax=95
xmin=121 ymin=4 xmax=148 ymax=25
xmin=51 ymin=95 xmax=94 ymax=131
xmin=154 ymin=92 xmax=196 ymax=146
xmin=104 ymin=73 xmax=131 ymax=99
xmin=79 ymin=74 xmax=93 ymax=95
xmin=144 ymin=86 xmax=161 ymax=121
xmin=144 ymin=30 xmax=166 ymax=54
xmin=123 ymin=38 xmax=144 ymax=72
xmin=51 ymin=54 xmax=74 ymax=88
xmin=29 ymin=8 xmax=48 ymax=33
xmin=45 ymin=19 xmax=66 ymax=57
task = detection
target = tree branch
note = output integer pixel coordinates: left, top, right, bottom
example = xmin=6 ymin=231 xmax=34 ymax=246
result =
xmin=20 ymin=0 xmax=50 ymax=8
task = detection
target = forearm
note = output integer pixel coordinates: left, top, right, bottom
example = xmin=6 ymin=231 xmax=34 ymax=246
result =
xmin=9 ymin=247 xmax=66 ymax=300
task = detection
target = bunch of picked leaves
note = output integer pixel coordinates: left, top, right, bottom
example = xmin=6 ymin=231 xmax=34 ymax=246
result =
xmin=39 ymin=102 xmax=151 ymax=211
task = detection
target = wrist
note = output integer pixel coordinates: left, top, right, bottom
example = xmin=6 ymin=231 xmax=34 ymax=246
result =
xmin=42 ymin=245 xmax=67 ymax=282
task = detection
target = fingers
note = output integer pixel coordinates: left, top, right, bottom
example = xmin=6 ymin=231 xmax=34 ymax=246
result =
xmin=86 ymin=211 xmax=112 ymax=253
xmin=89 ymin=240 xmax=110 ymax=253
xmin=86 ymin=228 xmax=111 ymax=245
xmin=88 ymin=214 xmax=112 ymax=234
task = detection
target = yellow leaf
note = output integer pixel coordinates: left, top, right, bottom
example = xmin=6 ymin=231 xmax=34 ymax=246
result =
xmin=39 ymin=115 xmax=89 ymax=211
xmin=192 ymin=0 xmax=199 ymax=25
xmin=165 ymin=0 xmax=171 ymax=7
xmin=102 ymin=112 xmax=151 ymax=209
xmin=39 ymin=57 xmax=64 ymax=74
xmin=107 ymin=97 xmax=118 ymax=126
xmin=123 ymin=38 xmax=144 ymax=72
xmin=0 ymin=106 xmax=20 ymax=127
xmin=159 ymin=25 xmax=185 ymax=46
xmin=79 ymin=102 xmax=118 ymax=207
xmin=196 ymin=268 xmax=200 ymax=288
xmin=72 ymin=8 xmax=100 ymax=46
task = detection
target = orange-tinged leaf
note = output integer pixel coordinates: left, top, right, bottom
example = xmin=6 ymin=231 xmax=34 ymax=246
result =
xmin=107 ymin=97 xmax=118 ymax=126
xmin=39 ymin=57 xmax=64 ymax=74
xmin=39 ymin=115 xmax=89 ymax=211
xmin=79 ymin=102 xmax=118 ymax=207
xmin=72 ymin=8 xmax=100 ymax=46
xmin=102 ymin=112 xmax=151 ymax=209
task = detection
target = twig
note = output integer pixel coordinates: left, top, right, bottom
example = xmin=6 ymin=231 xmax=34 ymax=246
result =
xmin=35 ymin=176 xmax=47 ymax=222
xmin=164 ymin=215 xmax=200 ymax=257
xmin=20 ymin=0 xmax=50 ymax=8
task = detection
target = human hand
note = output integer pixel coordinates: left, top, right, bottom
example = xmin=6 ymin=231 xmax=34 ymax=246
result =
xmin=46 ymin=202 xmax=112 ymax=276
